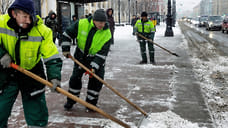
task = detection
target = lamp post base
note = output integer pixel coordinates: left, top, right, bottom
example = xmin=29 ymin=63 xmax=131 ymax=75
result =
xmin=165 ymin=26 xmax=174 ymax=37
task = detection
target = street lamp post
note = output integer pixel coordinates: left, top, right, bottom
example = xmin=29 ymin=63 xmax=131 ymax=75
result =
xmin=172 ymin=0 xmax=176 ymax=27
xmin=165 ymin=0 xmax=174 ymax=37
xmin=129 ymin=0 xmax=131 ymax=24
xmin=118 ymin=0 xmax=120 ymax=24
xmin=136 ymin=0 xmax=138 ymax=16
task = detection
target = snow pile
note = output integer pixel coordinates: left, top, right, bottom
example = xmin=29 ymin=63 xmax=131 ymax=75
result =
xmin=184 ymin=26 xmax=228 ymax=128
xmin=101 ymin=120 xmax=136 ymax=128
xmin=139 ymin=111 xmax=203 ymax=128
xmin=101 ymin=111 xmax=202 ymax=128
xmin=191 ymin=56 xmax=228 ymax=128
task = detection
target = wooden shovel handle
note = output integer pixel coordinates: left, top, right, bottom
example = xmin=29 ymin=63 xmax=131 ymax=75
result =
xmin=68 ymin=55 xmax=148 ymax=117
xmin=137 ymin=33 xmax=179 ymax=57
xmin=10 ymin=63 xmax=130 ymax=128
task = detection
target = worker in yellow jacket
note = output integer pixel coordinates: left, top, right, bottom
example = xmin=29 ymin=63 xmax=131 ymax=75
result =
xmin=133 ymin=11 xmax=156 ymax=64
xmin=0 ymin=0 xmax=62 ymax=127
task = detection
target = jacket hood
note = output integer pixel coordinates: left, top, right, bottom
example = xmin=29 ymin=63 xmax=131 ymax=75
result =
xmin=48 ymin=10 xmax=57 ymax=19
xmin=35 ymin=15 xmax=44 ymax=26
xmin=8 ymin=0 xmax=35 ymax=22
xmin=106 ymin=8 xmax=113 ymax=17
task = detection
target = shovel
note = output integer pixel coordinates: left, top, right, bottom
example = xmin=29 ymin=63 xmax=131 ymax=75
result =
xmin=137 ymin=33 xmax=180 ymax=57
xmin=10 ymin=63 xmax=130 ymax=128
xmin=68 ymin=55 xmax=148 ymax=117
xmin=68 ymin=55 xmax=154 ymax=127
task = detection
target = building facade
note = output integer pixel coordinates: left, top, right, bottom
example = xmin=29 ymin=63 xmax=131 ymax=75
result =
xmin=194 ymin=0 xmax=228 ymax=17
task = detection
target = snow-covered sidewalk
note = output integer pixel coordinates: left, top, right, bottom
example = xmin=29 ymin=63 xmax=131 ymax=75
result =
xmin=8 ymin=22 xmax=226 ymax=128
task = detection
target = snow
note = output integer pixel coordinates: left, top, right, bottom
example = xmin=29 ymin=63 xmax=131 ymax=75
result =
xmin=8 ymin=22 xmax=228 ymax=128
xmin=103 ymin=22 xmax=228 ymax=128
xmin=139 ymin=111 xmax=204 ymax=128
xmin=183 ymin=23 xmax=228 ymax=128
xmin=49 ymin=114 xmax=113 ymax=126
xmin=100 ymin=23 xmax=206 ymax=128
xmin=101 ymin=111 xmax=204 ymax=128
xmin=191 ymin=55 xmax=228 ymax=128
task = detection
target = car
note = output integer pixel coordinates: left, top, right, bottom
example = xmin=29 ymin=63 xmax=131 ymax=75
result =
xmin=205 ymin=16 xmax=223 ymax=30
xmin=192 ymin=17 xmax=200 ymax=26
xmin=221 ymin=17 xmax=228 ymax=33
xmin=198 ymin=16 xmax=208 ymax=27
xmin=186 ymin=17 xmax=192 ymax=24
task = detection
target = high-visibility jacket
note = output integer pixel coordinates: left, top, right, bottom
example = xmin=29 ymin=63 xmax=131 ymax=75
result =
xmin=152 ymin=19 xmax=157 ymax=26
xmin=0 ymin=14 xmax=62 ymax=96
xmin=134 ymin=19 xmax=156 ymax=34
xmin=77 ymin=18 xmax=111 ymax=55
xmin=61 ymin=17 xmax=111 ymax=70
xmin=0 ymin=14 xmax=59 ymax=70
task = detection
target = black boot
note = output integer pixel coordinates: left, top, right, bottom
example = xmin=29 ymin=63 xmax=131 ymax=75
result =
xmin=86 ymin=107 xmax=96 ymax=113
xmin=64 ymin=100 xmax=75 ymax=110
xmin=150 ymin=60 xmax=156 ymax=65
xmin=139 ymin=60 xmax=147 ymax=64
xmin=85 ymin=97 xmax=98 ymax=112
xmin=86 ymin=104 xmax=99 ymax=113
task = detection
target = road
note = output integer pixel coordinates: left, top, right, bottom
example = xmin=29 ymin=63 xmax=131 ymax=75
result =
xmin=179 ymin=21 xmax=228 ymax=128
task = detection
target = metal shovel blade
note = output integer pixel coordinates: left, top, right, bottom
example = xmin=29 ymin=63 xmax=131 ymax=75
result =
xmin=137 ymin=114 xmax=151 ymax=128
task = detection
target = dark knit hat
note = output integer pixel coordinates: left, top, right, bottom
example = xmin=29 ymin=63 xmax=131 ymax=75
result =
xmin=93 ymin=9 xmax=107 ymax=22
xmin=8 ymin=0 xmax=35 ymax=21
xmin=141 ymin=11 xmax=148 ymax=17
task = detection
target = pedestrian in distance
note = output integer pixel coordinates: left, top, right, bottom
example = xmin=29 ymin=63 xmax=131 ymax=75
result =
xmin=61 ymin=9 xmax=112 ymax=112
xmin=131 ymin=15 xmax=138 ymax=27
xmin=71 ymin=14 xmax=77 ymax=24
xmin=106 ymin=8 xmax=115 ymax=45
xmin=71 ymin=14 xmax=77 ymax=45
xmin=45 ymin=10 xmax=58 ymax=43
xmin=0 ymin=0 xmax=62 ymax=127
xmin=133 ymin=11 xmax=156 ymax=64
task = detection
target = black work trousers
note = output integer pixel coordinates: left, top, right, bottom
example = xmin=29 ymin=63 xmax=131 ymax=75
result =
xmin=67 ymin=63 xmax=104 ymax=106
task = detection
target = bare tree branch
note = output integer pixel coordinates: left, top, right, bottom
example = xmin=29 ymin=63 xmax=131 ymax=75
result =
xmin=1 ymin=0 xmax=14 ymax=14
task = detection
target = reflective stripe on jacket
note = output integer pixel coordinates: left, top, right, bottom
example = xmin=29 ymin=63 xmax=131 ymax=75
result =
xmin=134 ymin=19 xmax=155 ymax=33
xmin=77 ymin=18 xmax=111 ymax=55
xmin=0 ymin=14 xmax=59 ymax=70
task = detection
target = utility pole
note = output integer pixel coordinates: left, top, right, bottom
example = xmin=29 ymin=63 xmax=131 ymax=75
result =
xmin=165 ymin=0 xmax=174 ymax=36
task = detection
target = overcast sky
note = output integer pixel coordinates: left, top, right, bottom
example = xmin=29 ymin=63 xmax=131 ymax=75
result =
xmin=176 ymin=0 xmax=201 ymax=12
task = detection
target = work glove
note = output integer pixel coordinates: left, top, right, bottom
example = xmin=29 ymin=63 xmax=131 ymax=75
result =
xmin=0 ymin=53 xmax=12 ymax=68
xmin=132 ymin=32 xmax=138 ymax=36
xmin=62 ymin=51 xmax=70 ymax=58
xmin=149 ymin=32 xmax=155 ymax=40
xmin=50 ymin=79 xmax=61 ymax=93
xmin=84 ymin=68 xmax=95 ymax=78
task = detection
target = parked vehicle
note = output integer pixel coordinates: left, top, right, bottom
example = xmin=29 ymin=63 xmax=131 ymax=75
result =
xmin=198 ymin=16 xmax=208 ymax=27
xmin=186 ymin=17 xmax=192 ymax=24
xmin=221 ymin=17 xmax=228 ymax=33
xmin=205 ymin=16 xmax=223 ymax=30
xmin=192 ymin=17 xmax=199 ymax=26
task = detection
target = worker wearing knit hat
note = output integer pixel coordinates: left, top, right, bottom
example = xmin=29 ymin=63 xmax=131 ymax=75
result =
xmin=62 ymin=9 xmax=112 ymax=112
xmin=93 ymin=9 xmax=107 ymax=22
xmin=8 ymin=0 xmax=35 ymax=22
xmin=133 ymin=11 xmax=156 ymax=64
xmin=0 ymin=0 xmax=62 ymax=127
xmin=141 ymin=11 xmax=148 ymax=17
